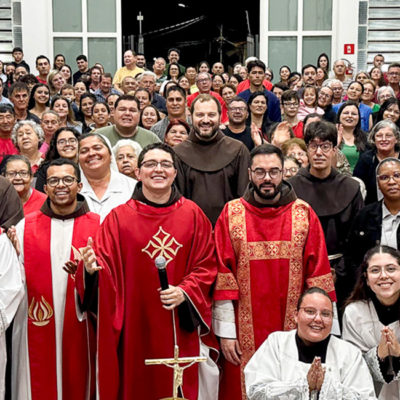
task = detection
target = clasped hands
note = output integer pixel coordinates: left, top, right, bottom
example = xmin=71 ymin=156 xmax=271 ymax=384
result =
xmin=307 ymin=356 xmax=325 ymax=393
xmin=378 ymin=326 xmax=400 ymax=359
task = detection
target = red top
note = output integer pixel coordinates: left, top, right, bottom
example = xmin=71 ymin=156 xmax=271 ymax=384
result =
xmin=292 ymin=121 xmax=304 ymax=139
xmin=0 ymin=138 xmax=18 ymax=163
xmin=23 ymin=188 xmax=47 ymax=216
xmin=236 ymin=79 xmax=273 ymax=94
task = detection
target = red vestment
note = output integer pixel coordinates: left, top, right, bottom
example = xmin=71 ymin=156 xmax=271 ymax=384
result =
xmin=93 ymin=197 xmax=217 ymax=399
xmin=214 ymin=197 xmax=336 ymax=400
xmin=22 ymin=210 xmax=100 ymax=400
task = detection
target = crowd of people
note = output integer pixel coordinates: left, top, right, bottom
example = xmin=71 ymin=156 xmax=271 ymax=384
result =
xmin=1 ymin=45 xmax=400 ymax=399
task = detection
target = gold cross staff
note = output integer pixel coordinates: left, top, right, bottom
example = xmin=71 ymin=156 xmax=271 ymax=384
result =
xmin=145 ymin=344 xmax=206 ymax=399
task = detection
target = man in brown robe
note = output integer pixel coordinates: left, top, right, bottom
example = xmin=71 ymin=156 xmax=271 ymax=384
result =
xmin=174 ymin=94 xmax=250 ymax=225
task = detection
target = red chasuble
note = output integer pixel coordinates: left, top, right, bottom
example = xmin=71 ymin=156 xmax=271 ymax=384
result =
xmin=23 ymin=210 xmax=100 ymax=400
xmin=214 ymin=198 xmax=336 ymax=400
xmin=93 ymin=197 xmax=217 ymax=400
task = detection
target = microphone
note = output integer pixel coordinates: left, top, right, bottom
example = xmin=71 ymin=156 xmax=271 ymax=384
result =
xmin=155 ymin=256 xmax=169 ymax=290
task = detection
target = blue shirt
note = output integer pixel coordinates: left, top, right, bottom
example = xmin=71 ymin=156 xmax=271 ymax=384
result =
xmin=332 ymin=102 xmax=371 ymax=132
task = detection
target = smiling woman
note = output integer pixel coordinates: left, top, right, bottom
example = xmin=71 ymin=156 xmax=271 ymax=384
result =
xmin=78 ymin=133 xmax=137 ymax=221
xmin=244 ymin=287 xmax=376 ymax=399
xmin=343 ymin=246 xmax=400 ymax=399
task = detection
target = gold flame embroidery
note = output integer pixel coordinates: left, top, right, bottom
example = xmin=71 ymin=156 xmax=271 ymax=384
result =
xmin=28 ymin=296 xmax=54 ymax=326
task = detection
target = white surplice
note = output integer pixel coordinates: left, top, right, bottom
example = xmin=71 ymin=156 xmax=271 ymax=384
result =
xmin=11 ymin=218 xmax=75 ymax=400
xmin=244 ymin=330 xmax=377 ymax=400
xmin=342 ymin=300 xmax=400 ymax=400
xmin=0 ymin=234 xmax=24 ymax=400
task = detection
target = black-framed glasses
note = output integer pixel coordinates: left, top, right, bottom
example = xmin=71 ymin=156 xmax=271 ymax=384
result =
xmin=307 ymin=142 xmax=333 ymax=153
xmin=140 ymin=160 xmax=175 ymax=169
xmin=46 ymin=176 xmax=77 ymax=187
xmin=250 ymin=168 xmax=282 ymax=179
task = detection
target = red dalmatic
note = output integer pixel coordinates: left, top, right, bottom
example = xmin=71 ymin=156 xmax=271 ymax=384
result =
xmin=24 ymin=211 xmax=100 ymax=400
xmin=214 ymin=198 xmax=336 ymax=400
xmin=92 ymin=197 xmax=217 ymax=400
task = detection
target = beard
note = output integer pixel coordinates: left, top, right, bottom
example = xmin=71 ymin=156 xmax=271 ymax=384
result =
xmin=253 ymin=181 xmax=282 ymax=200
xmin=193 ymin=122 xmax=219 ymax=139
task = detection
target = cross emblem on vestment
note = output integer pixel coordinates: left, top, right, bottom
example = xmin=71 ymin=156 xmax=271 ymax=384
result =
xmin=145 ymin=344 xmax=206 ymax=399
xmin=142 ymin=226 xmax=183 ymax=265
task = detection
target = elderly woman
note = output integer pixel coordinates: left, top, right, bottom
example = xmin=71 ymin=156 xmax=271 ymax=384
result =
xmin=164 ymin=119 xmax=190 ymax=147
xmin=78 ymin=133 xmax=137 ymax=222
xmin=354 ymin=120 xmax=400 ymax=204
xmin=35 ymin=127 xmax=80 ymax=192
xmin=12 ymin=120 xmax=44 ymax=174
xmin=245 ymin=287 xmax=376 ymax=399
xmin=347 ymin=158 xmax=400 ymax=269
xmin=283 ymin=155 xmax=301 ymax=179
xmin=2 ymin=155 xmax=47 ymax=214
xmin=343 ymin=245 xmax=400 ymax=399
xmin=112 ymin=139 xmax=142 ymax=180
xmin=281 ymin=138 xmax=309 ymax=167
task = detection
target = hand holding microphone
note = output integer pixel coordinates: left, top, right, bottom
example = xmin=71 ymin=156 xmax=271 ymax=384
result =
xmin=155 ymin=256 xmax=185 ymax=310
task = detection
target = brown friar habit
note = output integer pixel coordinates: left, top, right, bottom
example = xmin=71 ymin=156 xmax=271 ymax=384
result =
xmin=0 ymin=175 xmax=23 ymax=230
xmin=173 ymin=130 xmax=250 ymax=226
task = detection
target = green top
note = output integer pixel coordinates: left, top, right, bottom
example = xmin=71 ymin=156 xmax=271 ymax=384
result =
xmin=95 ymin=125 xmax=161 ymax=148
xmin=341 ymin=143 xmax=359 ymax=173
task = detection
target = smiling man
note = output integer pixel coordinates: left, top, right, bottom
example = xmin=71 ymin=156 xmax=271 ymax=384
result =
xmin=289 ymin=121 xmax=363 ymax=310
xmin=9 ymin=158 xmax=100 ymax=400
xmin=96 ymin=94 xmax=160 ymax=148
xmin=213 ymin=144 xmax=335 ymax=400
xmin=78 ymin=142 xmax=219 ymax=399
xmin=174 ymin=94 xmax=250 ymax=225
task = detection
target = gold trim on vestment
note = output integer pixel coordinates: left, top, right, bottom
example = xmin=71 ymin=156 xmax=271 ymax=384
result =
xmin=215 ymin=272 xmax=239 ymax=291
xmin=227 ymin=198 xmax=309 ymax=400
xmin=307 ymin=272 xmax=335 ymax=294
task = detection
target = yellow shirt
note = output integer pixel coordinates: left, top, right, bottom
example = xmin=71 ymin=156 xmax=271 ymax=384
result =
xmin=112 ymin=66 xmax=144 ymax=86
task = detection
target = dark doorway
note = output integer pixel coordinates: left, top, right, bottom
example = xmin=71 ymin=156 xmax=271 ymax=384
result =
xmin=121 ymin=1 xmax=259 ymax=70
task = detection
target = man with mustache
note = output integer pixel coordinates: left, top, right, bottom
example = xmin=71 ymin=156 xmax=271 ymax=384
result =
xmin=174 ymin=94 xmax=250 ymax=226
xmin=213 ymin=143 xmax=335 ymax=400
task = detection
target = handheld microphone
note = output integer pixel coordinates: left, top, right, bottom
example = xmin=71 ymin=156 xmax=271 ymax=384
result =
xmin=155 ymin=256 xmax=169 ymax=290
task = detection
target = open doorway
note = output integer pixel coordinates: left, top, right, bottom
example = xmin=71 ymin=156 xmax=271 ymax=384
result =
xmin=121 ymin=1 xmax=259 ymax=70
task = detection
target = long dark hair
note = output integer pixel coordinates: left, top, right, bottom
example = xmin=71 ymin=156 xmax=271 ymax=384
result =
xmin=317 ymin=53 xmax=330 ymax=71
xmin=337 ymin=100 xmax=367 ymax=153
xmin=44 ymin=127 xmax=80 ymax=162
xmin=246 ymin=91 xmax=271 ymax=137
xmin=28 ymin=83 xmax=50 ymax=110
xmin=377 ymin=97 xmax=400 ymax=128
xmin=345 ymin=245 xmax=400 ymax=307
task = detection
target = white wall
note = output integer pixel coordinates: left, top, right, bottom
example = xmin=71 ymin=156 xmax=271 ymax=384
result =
xmin=21 ymin=0 xmax=53 ymax=74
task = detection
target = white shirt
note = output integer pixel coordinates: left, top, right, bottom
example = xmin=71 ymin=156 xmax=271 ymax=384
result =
xmin=80 ymin=169 xmax=137 ymax=222
xmin=381 ymin=202 xmax=400 ymax=249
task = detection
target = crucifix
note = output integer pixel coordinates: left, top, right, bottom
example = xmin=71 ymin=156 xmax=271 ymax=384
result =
xmin=145 ymin=255 xmax=206 ymax=399
xmin=145 ymin=344 xmax=206 ymax=399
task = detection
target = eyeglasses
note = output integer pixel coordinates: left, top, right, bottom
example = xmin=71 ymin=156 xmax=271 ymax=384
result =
xmin=299 ymin=307 xmax=333 ymax=320
xmin=318 ymin=92 xmax=332 ymax=99
xmin=57 ymin=138 xmax=78 ymax=146
xmin=229 ymin=107 xmax=247 ymax=113
xmin=307 ymin=142 xmax=333 ymax=153
xmin=375 ymin=133 xmax=395 ymax=140
xmin=284 ymin=167 xmax=299 ymax=175
xmin=289 ymin=151 xmax=307 ymax=158
xmin=377 ymin=172 xmax=400 ymax=182
xmin=250 ymin=168 xmax=282 ymax=179
xmin=4 ymin=170 xmax=30 ymax=179
xmin=46 ymin=176 xmax=77 ymax=187
xmin=140 ymin=160 xmax=175 ymax=169
xmin=283 ymin=102 xmax=298 ymax=108
xmin=367 ymin=264 xmax=400 ymax=276
xmin=197 ymin=79 xmax=210 ymax=84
